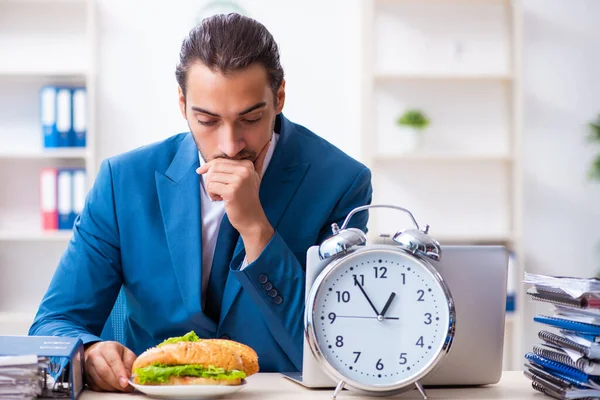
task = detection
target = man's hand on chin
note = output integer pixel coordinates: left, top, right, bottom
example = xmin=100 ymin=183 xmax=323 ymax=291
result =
xmin=196 ymin=140 xmax=274 ymax=263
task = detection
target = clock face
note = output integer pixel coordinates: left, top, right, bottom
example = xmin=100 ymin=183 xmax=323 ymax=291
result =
xmin=308 ymin=248 xmax=453 ymax=389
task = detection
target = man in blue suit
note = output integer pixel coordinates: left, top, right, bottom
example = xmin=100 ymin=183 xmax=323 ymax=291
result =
xmin=30 ymin=13 xmax=372 ymax=392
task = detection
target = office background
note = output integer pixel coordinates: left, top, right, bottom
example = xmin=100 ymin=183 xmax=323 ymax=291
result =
xmin=0 ymin=0 xmax=599 ymax=372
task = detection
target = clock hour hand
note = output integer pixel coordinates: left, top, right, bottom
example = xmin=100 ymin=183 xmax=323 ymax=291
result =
xmin=353 ymin=276 xmax=380 ymax=316
xmin=379 ymin=292 xmax=396 ymax=319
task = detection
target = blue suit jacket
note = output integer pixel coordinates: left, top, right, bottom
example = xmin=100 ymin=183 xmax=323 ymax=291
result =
xmin=29 ymin=114 xmax=372 ymax=372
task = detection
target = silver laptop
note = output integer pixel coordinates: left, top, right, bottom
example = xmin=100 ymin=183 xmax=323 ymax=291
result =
xmin=284 ymin=245 xmax=508 ymax=387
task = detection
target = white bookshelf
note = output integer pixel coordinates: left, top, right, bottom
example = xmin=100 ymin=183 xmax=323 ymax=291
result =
xmin=0 ymin=149 xmax=89 ymax=160
xmin=374 ymin=73 xmax=514 ymax=83
xmin=0 ymin=230 xmax=72 ymax=242
xmin=0 ymin=0 xmax=96 ymax=335
xmin=0 ymin=0 xmax=88 ymax=3
xmin=361 ymin=0 xmax=523 ymax=370
xmin=372 ymin=153 xmax=514 ymax=163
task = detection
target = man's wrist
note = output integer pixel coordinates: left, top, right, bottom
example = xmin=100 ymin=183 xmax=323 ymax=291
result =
xmin=240 ymin=220 xmax=274 ymax=263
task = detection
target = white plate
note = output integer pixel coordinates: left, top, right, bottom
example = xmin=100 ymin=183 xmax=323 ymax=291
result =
xmin=129 ymin=379 xmax=247 ymax=399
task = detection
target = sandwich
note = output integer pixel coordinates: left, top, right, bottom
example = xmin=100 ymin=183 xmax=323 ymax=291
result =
xmin=131 ymin=331 xmax=259 ymax=386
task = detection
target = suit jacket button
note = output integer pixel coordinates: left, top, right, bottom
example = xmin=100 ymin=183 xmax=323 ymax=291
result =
xmin=273 ymin=296 xmax=283 ymax=305
xmin=258 ymin=274 xmax=268 ymax=284
xmin=268 ymin=289 xmax=278 ymax=298
xmin=263 ymin=282 xmax=273 ymax=291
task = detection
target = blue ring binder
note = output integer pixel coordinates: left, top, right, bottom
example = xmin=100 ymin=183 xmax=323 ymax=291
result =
xmin=525 ymin=352 xmax=591 ymax=383
xmin=534 ymin=315 xmax=600 ymax=336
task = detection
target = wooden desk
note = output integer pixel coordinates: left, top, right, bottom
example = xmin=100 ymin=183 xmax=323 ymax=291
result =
xmin=81 ymin=371 xmax=541 ymax=399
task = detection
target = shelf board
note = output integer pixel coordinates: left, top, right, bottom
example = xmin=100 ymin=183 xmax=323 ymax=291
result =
xmin=505 ymin=313 xmax=515 ymax=325
xmin=376 ymin=0 xmax=509 ymax=4
xmin=0 ymin=312 xmax=35 ymax=323
xmin=373 ymin=153 xmax=514 ymax=163
xmin=0 ymin=312 xmax=35 ymax=336
xmin=435 ymin=233 xmax=514 ymax=244
xmin=0 ymin=0 xmax=87 ymax=4
xmin=0 ymin=149 xmax=89 ymax=160
xmin=375 ymin=73 xmax=512 ymax=82
xmin=374 ymin=232 xmax=515 ymax=245
xmin=0 ymin=230 xmax=72 ymax=242
xmin=0 ymin=67 xmax=87 ymax=78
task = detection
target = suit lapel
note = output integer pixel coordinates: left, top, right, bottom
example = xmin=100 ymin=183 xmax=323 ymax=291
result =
xmin=156 ymin=133 xmax=216 ymax=331
xmin=219 ymin=115 xmax=309 ymax=324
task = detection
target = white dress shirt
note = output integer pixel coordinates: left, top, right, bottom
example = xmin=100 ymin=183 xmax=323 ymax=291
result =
xmin=199 ymin=133 xmax=279 ymax=305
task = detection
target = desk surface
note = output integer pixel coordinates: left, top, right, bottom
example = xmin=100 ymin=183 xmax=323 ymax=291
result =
xmin=80 ymin=371 xmax=542 ymax=399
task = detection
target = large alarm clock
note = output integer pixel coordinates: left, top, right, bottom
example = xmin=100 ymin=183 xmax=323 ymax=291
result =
xmin=304 ymin=205 xmax=456 ymax=399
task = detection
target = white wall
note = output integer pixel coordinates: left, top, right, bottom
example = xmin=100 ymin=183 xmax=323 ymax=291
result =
xmin=96 ymin=0 xmax=362 ymax=162
xmin=521 ymin=0 xmax=600 ymax=358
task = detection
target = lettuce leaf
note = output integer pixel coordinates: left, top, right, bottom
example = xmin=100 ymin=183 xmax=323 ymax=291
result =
xmin=134 ymin=364 xmax=246 ymax=384
xmin=157 ymin=331 xmax=201 ymax=347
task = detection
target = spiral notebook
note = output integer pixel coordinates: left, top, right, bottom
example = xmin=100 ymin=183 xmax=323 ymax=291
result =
xmin=524 ymin=273 xmax=600 ymax=302
xmin=528 ymin=287 xmax=593 ymax=309
xmin=562 ymin=330 xmax=600 ymax=344
xmin=533 ymin=344 xmax=600 ymax=375
xmin=524 ymin=368 xmax=600 ymax=399
xmin=534 ymin=315 xmax=600 ymax=336
xmin=540 ymin=330 xmax=600 ymax=360
xmin=525 ymin=353 xmax=600 ymax=387
xmin=530 ymin=379 xmax=600 ymax=399
xmin=526 ymin=360 xmax=593 ymax=389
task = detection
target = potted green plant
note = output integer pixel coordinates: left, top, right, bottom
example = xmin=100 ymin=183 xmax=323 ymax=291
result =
xmin=588 ymin=114 xmax=600 ymax=181
xmin=395 ymin=109 xmax=430 ymax=153
xmin=587 ymin=115 xmax=600 ymax=277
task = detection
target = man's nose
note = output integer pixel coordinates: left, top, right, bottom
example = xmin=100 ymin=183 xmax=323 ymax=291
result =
xmin=218 ymin=124 xmax=245 ymax=158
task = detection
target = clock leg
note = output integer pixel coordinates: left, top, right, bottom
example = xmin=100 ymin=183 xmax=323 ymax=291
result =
xmin=331 ymin=380 xmax=346 ymax=399
xmin=415 ymin=381 xmax=428 ymax=399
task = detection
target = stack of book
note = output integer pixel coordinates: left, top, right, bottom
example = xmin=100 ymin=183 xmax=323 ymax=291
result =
xmin=40 ymin=86 xmax=87 ymax=149
xmin=0 ymin=336 xmax=84 ymax=400
xmin=40 ymin=168 xmax=86 ymax=231
xmin=524 ymin=272 xmax=600 ymax=399
xmin=0 ymin=355 xmax=47 ymax=399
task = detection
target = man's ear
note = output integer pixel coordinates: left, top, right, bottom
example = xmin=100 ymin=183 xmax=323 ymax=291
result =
xmin=178 ymin=86 xmax=187 ymax=119
xmin=275 ymin=80 xmax=286 ymax=114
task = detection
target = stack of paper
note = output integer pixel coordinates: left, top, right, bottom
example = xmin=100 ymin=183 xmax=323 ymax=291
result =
xmin=0 ymin=335 xmax=84 ymax=400
xmin=0 ymin=355 xmax=47 ymax=400
xmin=524 ymin=272 xmax=600 ymax=399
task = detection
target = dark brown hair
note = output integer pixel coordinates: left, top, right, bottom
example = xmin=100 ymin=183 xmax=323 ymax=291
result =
xmin=176 ymin=13 xmax=284 ymax=99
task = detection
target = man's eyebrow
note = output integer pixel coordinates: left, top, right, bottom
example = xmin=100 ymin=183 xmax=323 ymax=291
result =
xmin=191 ymin=106 xmax=220 ymax=117
xmin=190 ymin=102 xmax=267 ymax=117
xmin=238 ymin=102 xmax=267 ymax=116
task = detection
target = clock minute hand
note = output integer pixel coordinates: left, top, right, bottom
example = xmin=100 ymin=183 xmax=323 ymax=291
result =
xmin=353 ymin=276 xmax=380 ymax=316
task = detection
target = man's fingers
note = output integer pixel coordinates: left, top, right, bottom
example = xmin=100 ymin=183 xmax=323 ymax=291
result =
xmin=122 ymin=348 xmax=137 ymax=374
xmin=196 ymin=163 xmax=210 ymax=175
xmin=87 ymin=363 xmax=116 ymax=392
xmin=209 ymin=193 xmax=223 ymax=201
xmin=197 ymin=159 xmax=251 ymax=175
xmin=206 ymin=181 xmax=232 ymax=200
xmin=205 ymin=172 xmax=239 ymax=185
xmin=103 ymin=348 xmax=131 ymax=390
xmin=83 ymin=342 xmax=136 ymax=393
xmin=196 ymin=143 xmax=269 ymax=177
xmin=94 ymin=355 xmax=122 ymax=391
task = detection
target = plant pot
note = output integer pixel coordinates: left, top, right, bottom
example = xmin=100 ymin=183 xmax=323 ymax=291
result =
xmin=395 ymin=127 xmax=423 ymax=154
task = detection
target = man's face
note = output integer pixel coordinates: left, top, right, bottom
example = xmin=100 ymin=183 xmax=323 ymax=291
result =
xmin=178 ymin=62 xmax=285 ymax=162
